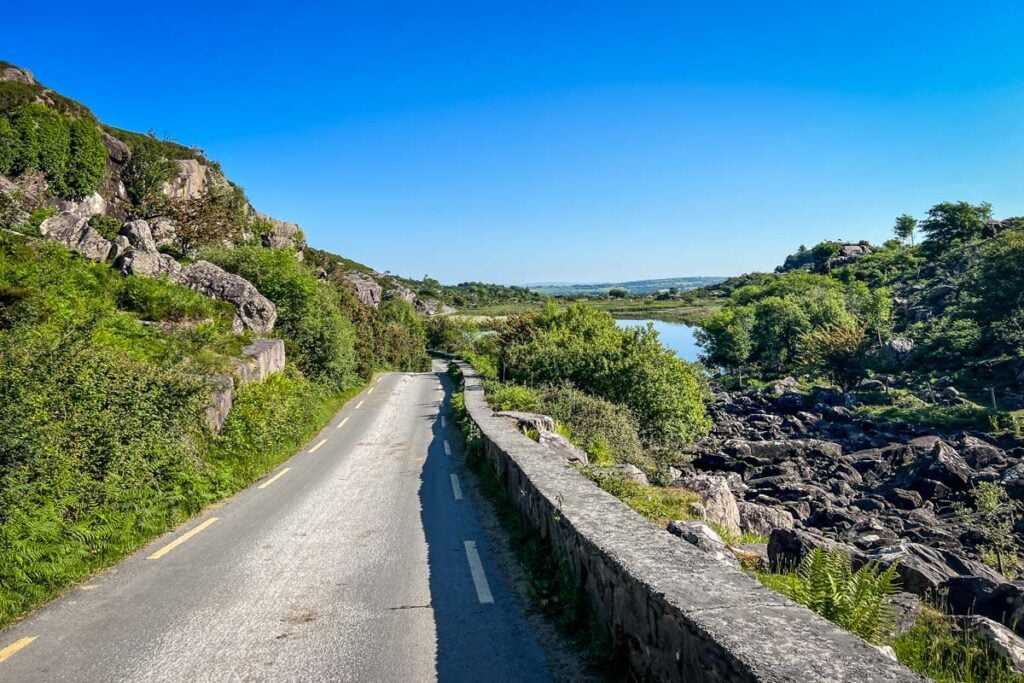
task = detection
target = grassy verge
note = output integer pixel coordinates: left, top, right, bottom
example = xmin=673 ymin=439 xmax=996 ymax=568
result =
xmin=0 ymin=370 xmax=365 ymax=628
xmin=449 ymin=388 xmax=628 ymax=677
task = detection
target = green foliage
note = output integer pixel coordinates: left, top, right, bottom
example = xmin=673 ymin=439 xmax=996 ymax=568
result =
xmin=583 ymin=469 xmax=702 ymax=527
xmin=893 ymin=609 xmax=1024 ymax=683
xmin=954 ymin=482 xmax=1021 ymax=578
xmin=760 ymin=547 xmax=899 ymax=645
xmin=167 ymin=184 xmax=248 ymax=255
xmin=0 ymin=234 xmax=363 ymax=625
xmin=204 ymin=247 xmax=357 ymax=390
xmin=120 ymin=133 xmax=176 ymax=209
xmin=87 ymin=214 xmax=122 ymax=241
xmin=697 ymin=271 xmax=892 ymax=382
xmin=486 ymin=382 xmax=542 ymax=412
xmin=607 ymin=287 xmax=628 ymax=298
xmin=425 ymin=315 xmax=478 ymax=354
xmin=920 ymin=201 xmax=992 ymax=254
xmin=538 ymin=383 xmax=648 ymax=469
xmin=0 ymin=116 xmax=16 ymax=175
xmin=894 ymin=214 xmax=917 ymax=245
xmin=798 ymin=323 xmax=869 ymax=389
xmin=2 ymin=103 xmax=106 ymax=199
xmin=64 ymin=117 xmax=108 ymax=198
xmin=494 ymin=303 xmax=710 ymax=451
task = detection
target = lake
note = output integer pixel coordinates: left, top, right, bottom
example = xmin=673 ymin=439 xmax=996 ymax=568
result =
xmin=614 ymin=318 xmax=701 ymax=363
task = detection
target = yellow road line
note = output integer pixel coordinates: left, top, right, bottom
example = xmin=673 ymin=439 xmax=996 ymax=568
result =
xmin=308 ymin=438 xmax=328 ymax=453
xmin=335 ymin=416 xmax=350 ymax=430
xmin=148 ymin=518 xmax=219 ymax=560
xmin=355 ymin=400 xmax=364 ymax=409
xmin=0 ymin=636 xmax=35 ymax=663
xmin=258 ymin=467 xmax=292 ymax=489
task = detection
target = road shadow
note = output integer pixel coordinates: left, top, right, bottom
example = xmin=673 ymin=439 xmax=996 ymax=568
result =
xmin=415 ymin=369 xmax=551 ymax=681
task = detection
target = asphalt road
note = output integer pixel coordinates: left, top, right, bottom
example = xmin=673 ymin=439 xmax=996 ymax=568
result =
xmin=0 ymin=359 xmax=551 ymax=681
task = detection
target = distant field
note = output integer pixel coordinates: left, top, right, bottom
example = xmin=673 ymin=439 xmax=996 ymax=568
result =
xmin=452 ymin=295 xmax=723 ymax=326
xmin=527 ymin=276 xmax=726 ymax=297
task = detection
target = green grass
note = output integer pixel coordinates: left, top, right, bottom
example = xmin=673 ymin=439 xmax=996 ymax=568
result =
xmin=893 ymin=608 xmax=1024 ymax=683
xmin=581 ymin=468 xmax=703 ymax=528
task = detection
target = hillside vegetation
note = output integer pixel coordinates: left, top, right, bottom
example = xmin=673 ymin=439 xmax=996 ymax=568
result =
xmin=0 ymin=62 xmax=429 ymax=625
xmin=698 ymin=201 xmax=1024 ymax=429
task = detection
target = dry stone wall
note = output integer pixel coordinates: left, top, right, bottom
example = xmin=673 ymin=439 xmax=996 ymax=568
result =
xmin=456 ymin=361 xmax=923 ymax=682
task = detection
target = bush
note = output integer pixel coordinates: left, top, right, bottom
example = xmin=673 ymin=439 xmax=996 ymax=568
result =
xmin=497 ymin=303 xmax=710 ymax=449
xmin=2 ymin=103 xmax=106 ymax=199
xmin=539 ymin=384 xmax=647 ymax=468
xmin=486 ymin=382 xmax=541 ymax=412
xmin=203 ymin=247 xmax=357 ymax=389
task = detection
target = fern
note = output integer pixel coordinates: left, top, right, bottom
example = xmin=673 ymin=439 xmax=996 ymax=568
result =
xmin=768 ymin=547 xmax=899 ymax=644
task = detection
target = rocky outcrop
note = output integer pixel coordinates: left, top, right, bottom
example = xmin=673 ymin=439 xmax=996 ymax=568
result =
xmin=119 ymin=219 xmax=157 ymax=252
xmin=255 ymin=213 xmax=305 ymax=249
xmin=39 ymin=193 xmax=113 ymax=262
xmin=148 ymin=217 xmax=178 ymax=248
xmin=161 ymin=159 xmax=209 ymax=200
xmin=959 ymin=616 xmax=1024 ymax=674
xmin=537 ymin=429 xmax=588 ymax=464
xmin=672 ymin=473 xmax=741 ymax=536
xmin=863 ymin=542 xmax=1002 ymax=598
xmin=344 ymin=272 xmax=382 ymax=307
xmin=205 ymin=374 xmax=235 ymax=433
xmin=738 ymin=500 xmax=794 ymax=537
xmin=235 ymin=339 xmax=286 ymax=385
xmin=1 ymin=65 xmax=35 ymax=84
xmin=175 ymin=261 xmax=277 ymax=334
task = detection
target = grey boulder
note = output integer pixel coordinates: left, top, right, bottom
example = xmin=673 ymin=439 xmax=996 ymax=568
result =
xmin=175 ymin=261 xmax=277 ymax=334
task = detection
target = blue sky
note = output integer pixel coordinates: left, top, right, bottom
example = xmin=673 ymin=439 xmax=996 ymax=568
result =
xmin=6 ymin=1 xmax=1024 ymax=284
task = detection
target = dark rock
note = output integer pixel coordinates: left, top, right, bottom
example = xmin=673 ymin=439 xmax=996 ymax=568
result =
xmin=884 ymin=488 xmax=923 ymax=510
xmin=767 ymin=528 xmax=861 ymax=571
xmin=863 ymin=542 xmax=1002 ymax=598
xmin=1003 ymin=463 xmax=1024 ymax=502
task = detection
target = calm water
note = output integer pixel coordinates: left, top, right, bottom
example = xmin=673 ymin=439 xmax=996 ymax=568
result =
xmin=614 ymin=319 xmax=701 ymax=363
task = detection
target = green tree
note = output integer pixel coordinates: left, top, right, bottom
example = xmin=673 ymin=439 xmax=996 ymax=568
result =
xmin=751 ymin=295 xmax=811 ymax=373
xmin=204 ymin=247 xmax=357 ymax=390
xmin=893 ymin=214 xmax=917 ymax=246
xmin=812 ymin=241 xmax=843 ymax=273
xmin=121 ymin=134 xmax=175 ymax=208
xmin=696 ymin=305 xmax=754 ymax=383
xmin=0 ymin=117 xmax=16 ymax=176
xmin=64 ymin=119 xmax=107 ymax=199
xmin=798 ymin=323 xmax=868 ymax=389
xmin=608 ymin=287 xmax=628 ymax=298
xmin=919 ymin=201 xmax=992 ymax=253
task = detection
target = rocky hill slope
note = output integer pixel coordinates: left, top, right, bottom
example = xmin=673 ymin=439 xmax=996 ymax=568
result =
xmin=0 ymin=61 xmax=433 ymax=626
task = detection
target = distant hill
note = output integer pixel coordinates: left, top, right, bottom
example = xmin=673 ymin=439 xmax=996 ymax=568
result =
xmin=528 ymin=276 xmax=727 ymax=297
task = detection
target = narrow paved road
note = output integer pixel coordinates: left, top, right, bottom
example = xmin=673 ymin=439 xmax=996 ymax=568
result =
xmin=0 ymin=359 xmax=551 ymax=681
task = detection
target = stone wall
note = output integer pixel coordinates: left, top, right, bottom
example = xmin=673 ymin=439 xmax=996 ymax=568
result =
xmin=456 ymin=361 xmax=923 ymax=682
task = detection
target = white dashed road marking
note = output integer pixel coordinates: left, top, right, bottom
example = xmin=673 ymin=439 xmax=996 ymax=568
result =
xmin=450 ymin=474 xmax=463 ymax=500
xmin=463 ymin=541 xmax=494 ymax=604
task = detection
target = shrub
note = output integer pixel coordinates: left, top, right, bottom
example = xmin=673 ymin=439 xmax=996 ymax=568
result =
xmin=2 ymin=103 xmax=106 ymax=199
xmin=487 ymin=382 xmax=542 ymax=412
xmin=203 ymin=246 xmax=357 ymax=389
xmin=539 ymin=383 xmax=648 ymax=468
xmin=583 ymin=469 xmax=701 ymax=526
xmin=498 ymin=303 xmax=710 ymax=449
xmin=88 ymin=214 xmax=122 ymax=240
